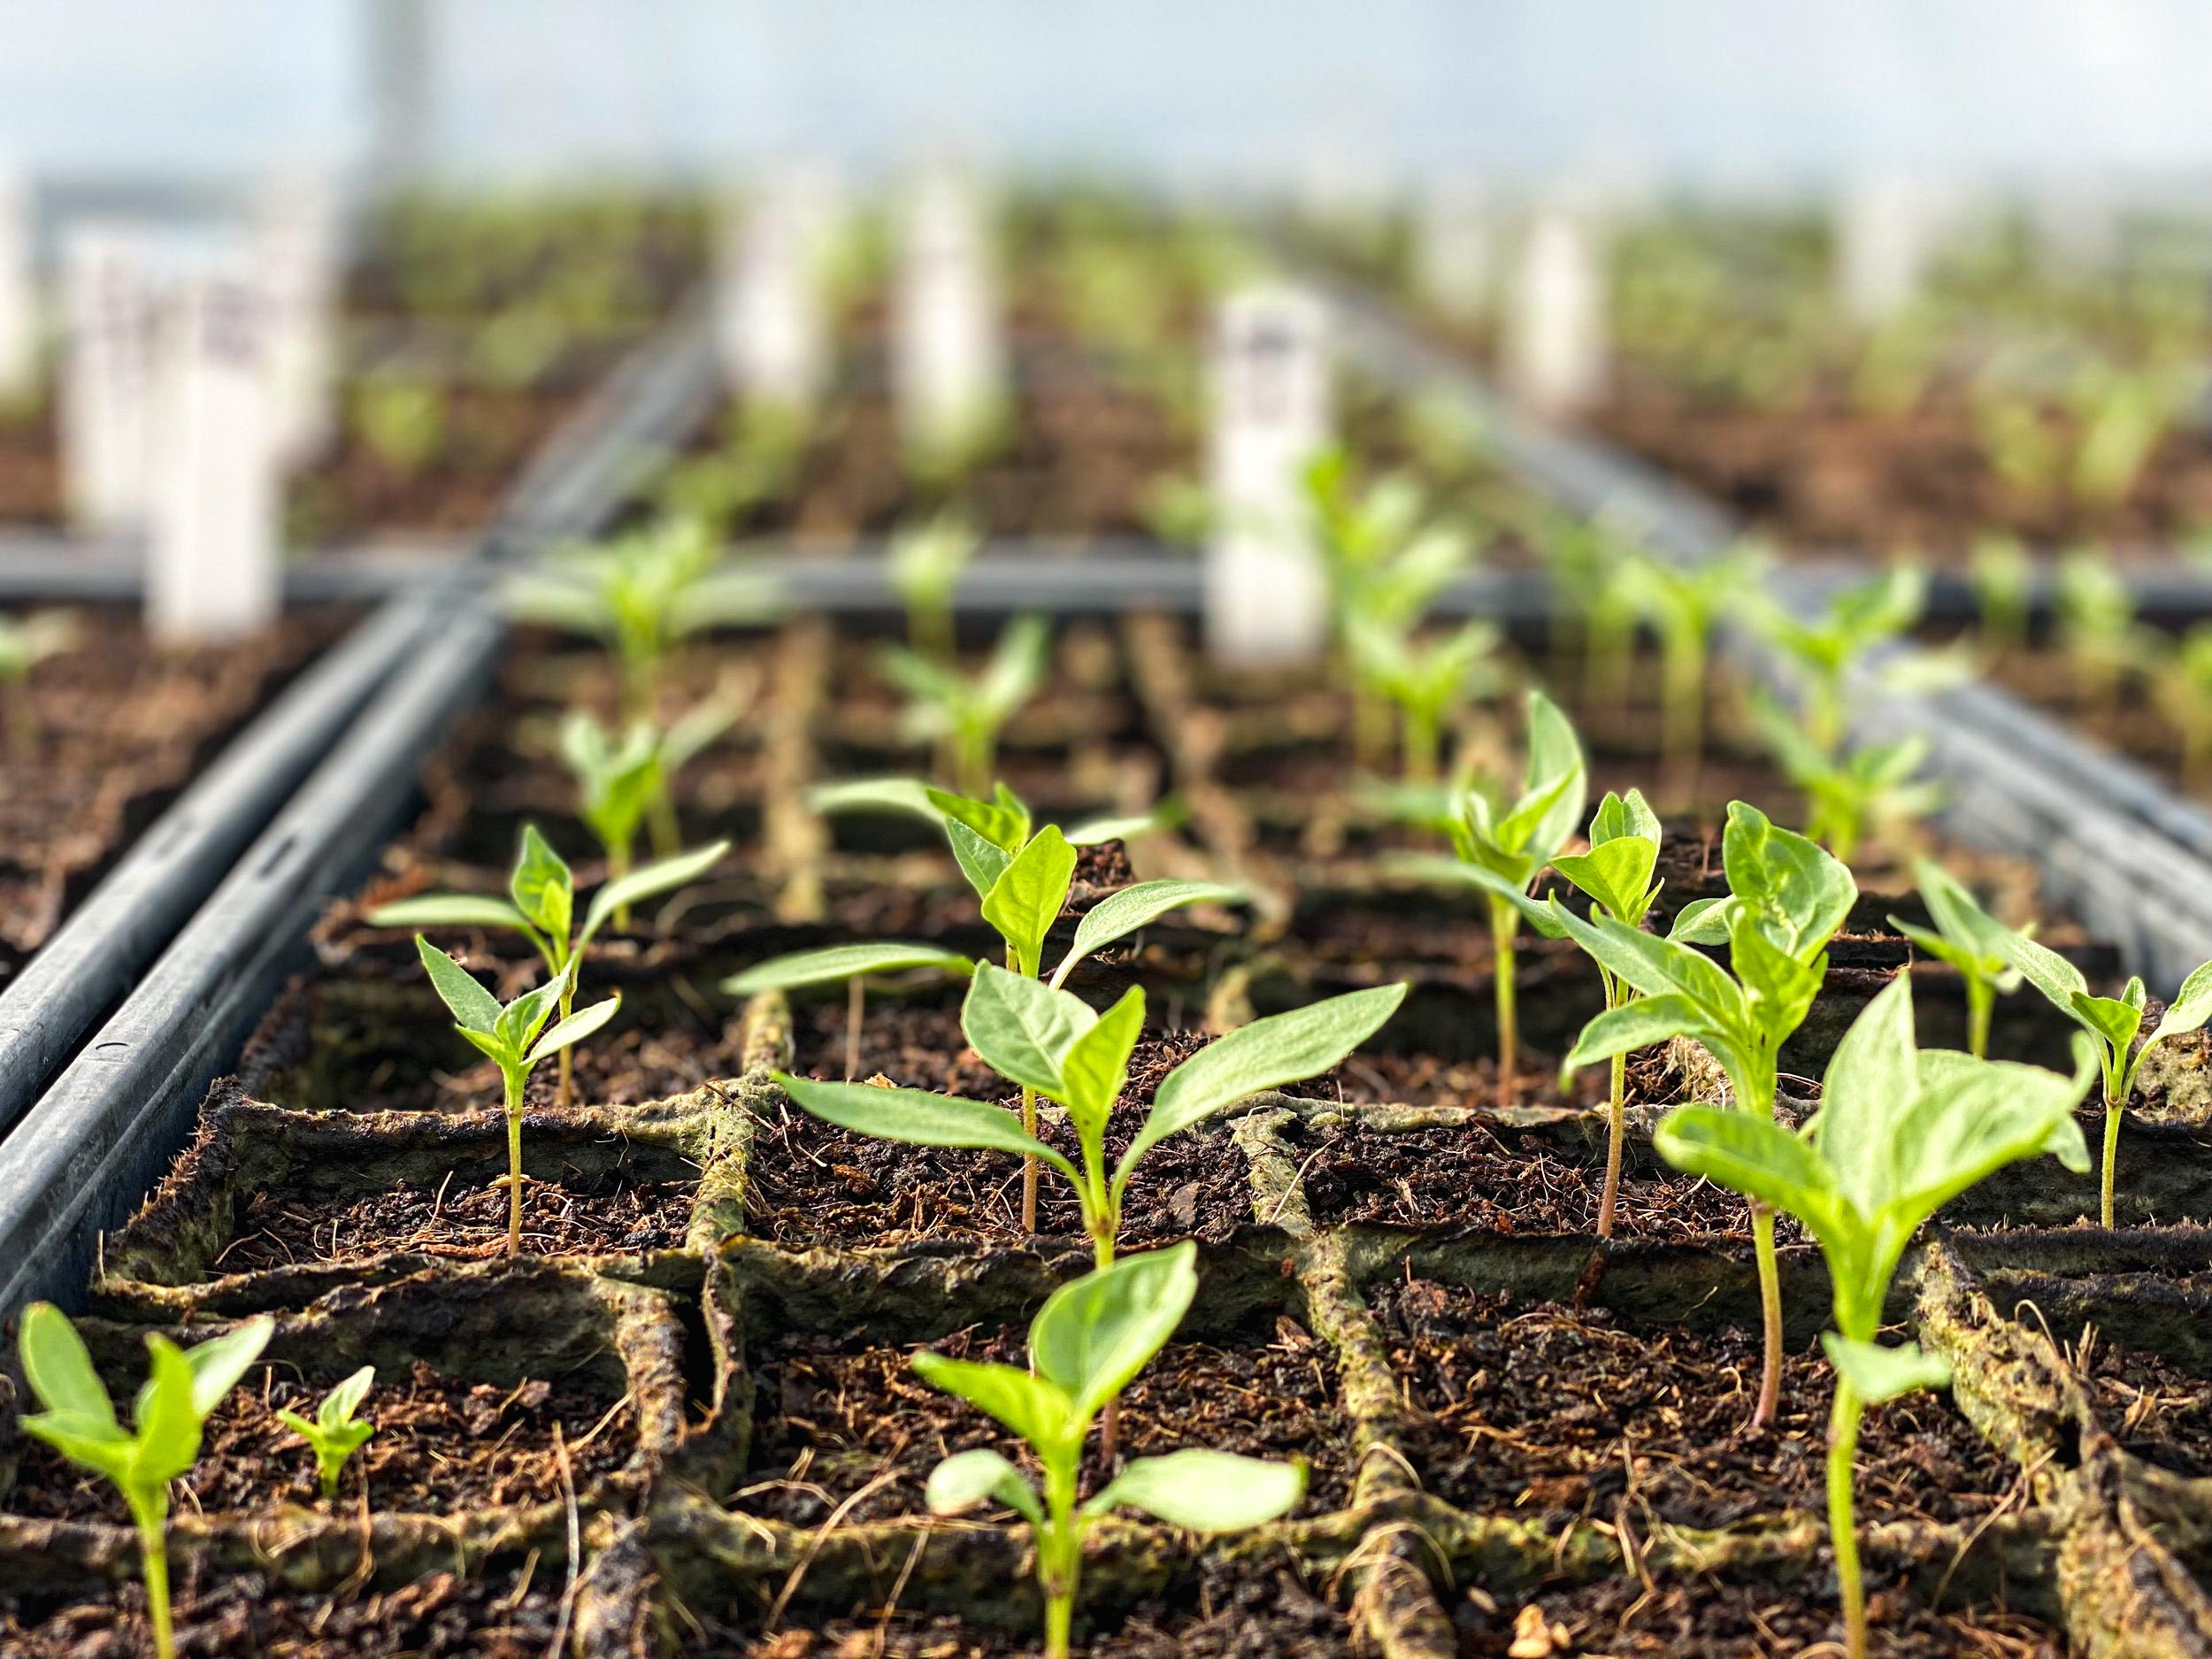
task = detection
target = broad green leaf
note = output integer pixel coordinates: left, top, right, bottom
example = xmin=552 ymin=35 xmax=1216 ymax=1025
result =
xmin=19 ymin=1303 xmax=119 ymax=1432
xmin=927 ymin=785 xmax=1031 ymax=854
xmin=1822 ymin=1335 xmax=1951 ymax=1403
xmin=415 ymin=938 xmax=503 ymax=1034
xmin=1996 ymin=921 xmax=2090 ymax=1012
xmin=1059 ymin=987 xmax=1146 ymax=1141
xmin=1668 ymin=895 xmax=1736 ymax=945
xmin=807 ymin=776 xmax=942 ymax=824
xmin=2069 ymin=991 xmax=2144 ymax=1056
xmin=2148 ymin=957 xmax=2212 ymax=1048
xmin=527 ymin=995 xmax=621 ymax=1065
xmin=773 ymin=1073 xmax=1081 ymax=1186
xmin=1722 ymin=801 xmax=1856 ymax=956
xmin=580 ymin=839 xmax=732 ymax=943
xmin=1550 ymin=834 xmax=1660 ymax=926
xmin=1563 ymin=994 xmax=1709 ymax=1071
xmin=1518 ymin=689 xmax=1588 ymax=860
xmin=1551 ymin=902 xmax=1744 ymax=1015
xmin=366 ymin=895 xmax=532 ymax=933
xmin=1053 ymin=880 xmax=1244 ymax=987
xmin=1031 ymin=1241 xmax=1198 ymax=1420
xmin=980 ymin=826 xmax=1077 ymax=977
xmin=1089 ymin=1449 xmax=1306 ymax=1531
xmin=910 ymin=1355 xmax=1073 ymax=1456
xmin=721 ymin=943 xmax=975 ymax=995
xmin=1809 ymin=975 xmax=1919 ymax=1211
xmin=1589 ymin=788 xmax=1661 ymax=848
xmin=1861 ymin=1042 xmax=2094 ymax=1232
xmin=181 ymin=1317 xmax=275 ymax=1419
xmin=961 ymin=963 xmax=1094 ymax=1100
xmin=324 ymin=1365 xmax=376 ymax=1426
xmin=130 ymin=1337 xmax=206 ymax=1486
xmin=1730 ymin=915 xmax=1824 ymax=1043
xmin=925 ymin=1448 xmax=1045 ymax=1525
xmin=1654 ymin=1106 xmax=1853 ymax=1251
xmin=947 ymin=818 xmax=1014 ymax=900
xmin=1119 ymin=986 xmax=1407 ymax=1190
xmin=511 ymin=825 xmax=574 ymax=940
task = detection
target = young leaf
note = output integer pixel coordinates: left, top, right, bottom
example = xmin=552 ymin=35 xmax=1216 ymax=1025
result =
xmin=1058 ymin=987 xmax=1145 ymax=1135
xmin=414 ymin=938 xmax=503 ymax=1034
xmin=773 ymin=1072 xmax=1081 ymax=1185
xmin=961 ymin=962 xmax=1096 ymax=1100
xmin=1087 ymin=1448 xmax=1306 ymax=1531
xmin=1029 ymin=1240 xmax=1198 ymax=1420
xmin=926 ymin=1447 xmax=1046 ymax=1525
xmin=947 ymin=818 xmax=1016 ymax=899
xmin=526 ymin=995 xmax=621 ymax=1066
xmin=1821 ymin=1335 xmax=1952 ymax=1404
xmin=722 ymin=942 xmax=976 ymax=995
xmin=367 ymin=894 xmax=533 ymax=933
xmin=910 ymin=1356 xmax=1073 ymax=1456
xmin=1051 ymin=879 xmax=1243 ymax=987
xmin=980 ymin=827 xmax=1078 ymax=977
xmin=511 ymin=825 xmax=574 ymax=940
xmin=579 ymin=839 xmax=732 ymax=943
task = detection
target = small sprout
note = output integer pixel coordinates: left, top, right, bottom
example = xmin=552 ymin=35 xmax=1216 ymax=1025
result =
xmin=1755 ymin=564 xmax=1926 ymax=753
xmin=353 ymin=373 xmax=445 ymax=479
xmin=916 ymin=1243 xmax=1303 ymax=1659
xmin=2069 ymin=362 xmax=2182 ymax=509
xmin=2054 ymin=549 xmax=2139 ymax=717
xmin=1886 ymin=859 xmax=2024 ymax=1059
xmin=0 ymin=608 xmax=79 ymax=757
xmin=1968 ymin=534 xmax=2033 ymax=659
xmin=278 ymin=1366 xmax=377 ymax=1502
xmin=558 ymin=700 xmax=736 ymax=877
xmin=775 ymin=967 xmax=1404 ymax=1269
xmin=1558 ymin=801 xmax=1857 ymax=1428
xmin=19 ymin=1304 xmax=274 ymax=1659
xmin=653 ymin=402 xmax=809 ymax=537
xmin=887 ymin=513 xmax=980 ymax=663
xmin=1946 ymin=893 xmax=2212 ymax=1228
xmin=1970 ymin=381 xmax=2062 ymax=506
xmin=1655 ymin=976 xmax=2092 ymax=1659
xmin=1345 ymin=616 xmax=1502 ymax=782
xmin=879 ymin=614 xmax=1052 ymax=795
xmin=732 ymin=780 xmax=1240 ymax=1231
xmin=413 ymin=939 xmax=620 ymax=1255
xmin=1615 ymin=546 xmax=1761 ymax=804
xmin=370 ymin=824 xmax=727 ymax=1108
xmin=1754 ymin=696 xmax=1942 ymax=865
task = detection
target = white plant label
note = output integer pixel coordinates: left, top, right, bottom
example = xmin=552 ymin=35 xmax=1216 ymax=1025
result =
xmin=1413 ymin=178 xmax=1493 ymax=326
xmin=894 ymin=165 xmax=1004 ymax=460
xmin=1204 ymin=285 xmax=1332 ymax=664
xmin=1504 ymin=205 xmax=1606 ymax=419
xmin=1836 ymin=175 xmax=1935 ymax=325
xmin=148 ymin=263 xmax=280 ymax=642
xmin=715 ymin=165 xmax=833 ymax=408
xmin=0 ymin=166 xmax=37 ymax=405
xmin=255 ymin=168 xmax=342 ymax=465
xmin=59 ymin=227 xmax=159 ymax=533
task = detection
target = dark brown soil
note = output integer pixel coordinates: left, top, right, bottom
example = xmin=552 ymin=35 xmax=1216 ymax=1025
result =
xmin=2075 ymin=1333 xmax=2212 ymax=1478
xmin=742 ymin=1313 xmax=1349 ymax=1528
xmin=7 ymin=1358 xmax=631 ymax=1520
xmin=1323 ymin=1048 xmax=1617 ymax=1112
xmin=0 ymin=606 xmax=343 ymax=976
xmin=0 ymin=1562 xmax=566 ymax=1659
xmin=211 ymin=1166 xmax=695 ymax=1276
xmin=750 ymin=1024 xmax=1265 ymax=1249
xmin=717 ymin=1555 xmax=1353 ymax=1657
xmin=1454 ymin=1570 xmax=2063 ymax=1658
xmin=1368 ymin=1279 xmax=2024 ymax=1531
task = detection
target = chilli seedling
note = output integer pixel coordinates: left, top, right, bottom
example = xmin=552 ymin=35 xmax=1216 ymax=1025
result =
xmin=730 ymin=781 xmax=1237 ymax=1227
xmin=1968 ymin=534 xmax=2032 ymax=659
xmin=0 ymin=607 xmax=78 ymax=757
xmin=559 ymin=699 xmax=736 ymax=872
xmin=1346 ymin=615 xmax=1502 ymax=782
xmin=1655 ymin=976 xmax=2091 ymax=1659
xmin=777 ymin=966 xmax=1404 ymax=1266
xmin=1614 ymin=545 xmax=1759 ymax=804
xmin=1408 ymin=788 xmax=1663 ymax=1233
xmin=1754 ymin=696 xmax=1941 ymax=865
xmin=879 ymin=613 xmax=1052 ymax=795
xmin=413 ymin=940 xmax=621 ymax=1254
xmin=1557 ymin=801 xmax=1856 ymax=1428
xmin=278 ymin=1366 xmax=377 ymax=1502
xmin=1886 ymin=859 xmax=2024 ymax=1060
xmin=887 ymin=512 xmax=980 ymax=663
xmin=2054 ymin=549 xmax=2140 ymax=718
xmin=18 ymin=1304 xmax=274 ymax=1659
xmin=1755 ymin=564 xmax=1926 ymax=752
xmin=918 ymin=1242 xmax=1303 ymax=1659
xmin=2154 ymin=624 xmax=2212 ymax=791
xmin=371 ymin=824 xmax=727 ymax=1108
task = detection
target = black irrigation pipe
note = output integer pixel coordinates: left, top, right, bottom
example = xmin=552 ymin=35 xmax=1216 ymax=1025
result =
xmin=1306 ymin=266 xmax=2212 ymax=989
xmin=0 ymin=296 xmax=718 ymax=1324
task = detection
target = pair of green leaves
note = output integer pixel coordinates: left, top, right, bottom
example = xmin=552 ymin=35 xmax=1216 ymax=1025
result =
xmin=778 ymin=967 xmax=1406 ymax=1249
xmin=1754 ymin=695 xmax=1941 ymax=863
xmin=1559 ymin=803 xmax=1857 ymax=1118
xmin=415 ymin=938 xmax=621 ymax=1098
xmin=920 ymin=1241 xmax=1305 ymax=1533
xmin=19 ymin=1303 xmax=273 ymax=1520
xmin=1441 ymin=688 xmax=1587 ymax=895
xmin=277 ymin=1366 xmax=377 ymax=1501
xmin=1347 ymin=617 xmax=1502 ymax=726
xmin=371 ymin=825 xmax=732 ymax=972
xmin=1409 ymin=787 xmax=1663 ymax=942
xmin=557 ymin=703 xmax=733 ymax=865
xmin=1655 ymin=974 xmax=2093 ymax=1398
xmin=880 ymin=614 xmax=1051 ymax=753
xmin=726 ymin=781 xmax=1234 ymax=1001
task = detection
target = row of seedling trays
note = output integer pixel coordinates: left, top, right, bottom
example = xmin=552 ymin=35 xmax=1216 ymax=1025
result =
xmin=12 ymin=236 xmax=2212 ymax=1659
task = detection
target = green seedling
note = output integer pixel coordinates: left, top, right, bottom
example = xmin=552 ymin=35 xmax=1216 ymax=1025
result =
xmin=1615 ymin=546 xmax=1761 ymax=805
xmin=0 ymin=608 xmax=78 ymax=757
xmin=880 ymin=613 xmax=1052 ymax=796
xmin=558 ymin=700 xmax=736 ymax=875
xmin=2070 ymin=362 xmax=2182 ymax=509
xmin=1557 ymin=800 xmax=1857 ymax=1428
xmin=1405 ymin=789 xmax=1663 ymax=1235
xmin=1754 ymin=696 xmax=1941 ymax=865
xmin=1970 ymin=381 xmax=2062 ymax=505
xmin=2054 ymin=549 xmax=2139 ymax=717
xmin=353 ymin=373 xmax=444 ymax=479
xmin=730 ymin=780 xmax=1240 ymax=1227
xmin=507 ymin=517 xmax=780 ymax=718
xmin=1138 ymin=473 xmax=1216 ymax=547
xmin=1886 ymin=859 xmax=2024 ymax=1059
xmin=1968 ymin=534 xmax=2033 ymax=659
xmin=887 ymin=513 xmax=981 ymax=663
xmin=1655 ymin=976 xmax=2091 ymax=1659
xmin=2153 ymin=623 xmax=2212 ymax=791
xmin=1345 ymin=615 xmax=1502 ymax=782
xmin=1755 ymin=565 xmax=1927 ymax=751
xmin=370 ymin=824 xmax=728 ymax=1109
xmin=917 ymin=1242 xmax=1303 ymax=1659
xmin=414 ymin=939 xmax=620 ymax=1255
xmin=1955 ymin=900 xmax=2212 ymax=1227
xmin=652 ymin=402 xmax=809 ymax=538
xmin=277 ymin=1366 xmax=377 ymax=1502
xmin=18 ymin=1304 xmax=274 ymax=1659
xmin=777 ymin=966 xmax=1404 ymax=1270
xmin=1435 ymin=689 xmax=1586 ymax=1104
xmin=1515 ymin=501 xmax=1634 ymax=702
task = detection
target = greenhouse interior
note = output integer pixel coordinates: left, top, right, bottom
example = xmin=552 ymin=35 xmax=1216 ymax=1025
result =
xmin=8 ymin=3 xmax=2212 ymax=1655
